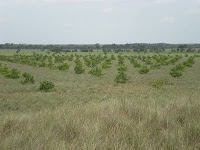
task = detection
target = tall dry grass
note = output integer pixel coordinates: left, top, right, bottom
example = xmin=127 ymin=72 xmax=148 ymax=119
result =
xmin=1 ymin=96 xmax=200 ymax=150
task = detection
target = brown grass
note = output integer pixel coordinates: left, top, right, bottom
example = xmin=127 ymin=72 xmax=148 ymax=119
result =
xmin=0 ymin=51 xmax=200 ymax=149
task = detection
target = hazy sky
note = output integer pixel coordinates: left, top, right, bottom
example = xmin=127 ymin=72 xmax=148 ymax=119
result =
xmin=0 ymin=0 xmax=200 ymax=44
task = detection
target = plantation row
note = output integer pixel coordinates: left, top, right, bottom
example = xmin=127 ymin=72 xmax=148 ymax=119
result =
xmin=170 ymin=56 xmax=196 ymax=77
xmin=0 ymin=53 xmax=110 ymax=69
xmin=0 ymin=63 xmax=54 ymax=91
xmin=112 ymin=54 xmax=197 ymax=84
xmin=0 ymin=53 xmax=199 ymax=86
xmin=0 ymin=53 xmax=198 ymax=69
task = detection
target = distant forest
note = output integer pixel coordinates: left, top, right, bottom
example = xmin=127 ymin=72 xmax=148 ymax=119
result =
xmin=1 ymin=43 xmax=200 ymax=53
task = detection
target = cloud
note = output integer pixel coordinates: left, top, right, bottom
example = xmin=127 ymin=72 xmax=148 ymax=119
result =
xmin=103 ymin=8 xmax=113 ymax=13
xmin=64 ymin=24 xmax=73 ymax=28
xmin=103 ymin=23 xmax=120 ymax=30
xmin=155 ymin=0 xmax=176 ymax=4
xmin=160 ymin=16 xmax=176 ymax=23
xmin=186 ymin=8 xmax=200 ymax=15
xmin=119 ymin=8 xmax=129 ymax=13
xmin=42 ymin=0 xmax=105 ymax=3
xmin=0 ymin=0 xmax=158 ymax=5
xmin=0 ymin=0 xmax=105 ymax=4
xmin=0 ymin=18 xmax=6 ymax=23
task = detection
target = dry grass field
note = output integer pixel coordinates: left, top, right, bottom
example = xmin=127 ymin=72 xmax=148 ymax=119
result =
xmin=0 ymin=50 xmax=200 ymax=150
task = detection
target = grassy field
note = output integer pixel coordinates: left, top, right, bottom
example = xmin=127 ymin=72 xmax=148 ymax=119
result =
xmin=0 ymin=50 xmax=200 ymax=150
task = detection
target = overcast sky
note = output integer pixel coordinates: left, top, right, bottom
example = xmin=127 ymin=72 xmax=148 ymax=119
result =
xmin=0 ymin=0 xmax=200 ymax=44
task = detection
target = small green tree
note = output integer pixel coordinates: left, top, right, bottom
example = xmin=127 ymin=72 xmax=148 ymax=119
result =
xmin=118 ymin=55 xmax=125 ymax=65
xmin=111 ymin=54 xmax=116 ymax=60
xmin=48 ymin=57 xmax=54 ymax=69
xmin=89 ymin=67 xmax=103 ymax=76
xmin=174 ymin=64 xmax=185 ymax=71
xmin=102 ymin=59 xmax=112 ymax=69
xmin=170 ymin=69 xmax=183 ymax=77
xmin=115 ymin=72 xmax=128 ymax=83
xmin=0 ymin=64 xmax=9 ymax=75
xmin=39 ymin=81 xmax=55 ymax=91
xmin=138 ymin=66 xmax=149 ymax=74
xmin=74 ymin=58 xmax=85 ymax=74
xmin=57 ymin=63 xmax=70 ymax=71
xmin=150 ymin=78 xmax=169 ymax=88
xmin=117 ymin=65 xmax=128 ymax=72
xmin=5 ymin=68 xmax=20 ymax=79
xmin=21 ymin=72 xmax=35 ymax=84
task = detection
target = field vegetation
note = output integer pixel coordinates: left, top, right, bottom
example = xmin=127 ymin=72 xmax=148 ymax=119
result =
xmin=0 ymin=48 xmax=200 ymax=149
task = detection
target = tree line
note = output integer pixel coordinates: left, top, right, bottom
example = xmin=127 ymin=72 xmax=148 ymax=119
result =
xmin=0 ymin=43 xmax=200 ymax=53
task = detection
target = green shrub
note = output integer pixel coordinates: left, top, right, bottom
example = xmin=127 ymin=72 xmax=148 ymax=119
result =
xmin=170 ymin=55 xmax=182 ymax=65
xmin=138 ymin=66 xmax=150 ymax=74
xmin=57 ymin=63 xmax=70 ymax=71
xmin=39 ymin=81 xmax=55 ymax=91
xmin=129 ymin=57 xmax=141 ymax=68
xmin=175 ymin=64 xmax=185 ymax=71
xmin=117 ymin=65 xmax=128 ymax=72
xmin=102 ymin=62 xmax=111 ymax=69
xmin=183 ymin=61 xmax=192 ymax=67
xmin=102 ymin=59 xmax=112 ymax=69
xmin=169 ymin=63 xmax=185 ymax=78
xmin=0 ymin=64 xmax=9 ymax=75
xmin=38 ymin=62 xmax=46 ymax=67
xmin=111 ymin=54 xmax=116 ymax=60
xmin=118 ymin=55 xmax=125 ymax=65
xmin=21 ymin=72 xmax=35 ymax=84
xmin=133 ymin=62 xmax=141 ymax=68
xmin=87 ymin=55 xmax=102 ymax=67
xmin=5 ymin=68 xmax=20 ymax=79
xmin=83 ymin=56 xmax=91 ymax=67
xmin=48 ymin=58 xmax=54 ymax=69
xmin=145 ymin=60 xmax=153 ymax=65
xmin=150 ymin=63 xmax=161 ymax=69
xmin=74 ymin=59 xmax=85 ymax=74
xmin=183 ymin=56 xmax=195 ymax=67
xmin=68 ymin=55 xmax=74 ymax=61
xmin=89 ymin=67 xmax=103 ymax=76
xmin=115 ymin=72 xmax=128 ymax=83
xmin=150 ymin=78 xmax=169 ymax=88
xmin=170 ymin=68 xmax=183 ymax=77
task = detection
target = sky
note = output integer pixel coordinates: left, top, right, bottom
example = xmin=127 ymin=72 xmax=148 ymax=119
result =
xmin=0 ymin=0 xmax=200 ymax=44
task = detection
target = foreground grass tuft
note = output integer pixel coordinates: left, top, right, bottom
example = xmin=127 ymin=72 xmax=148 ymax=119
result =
xmin=0 ymin=98 xmax=200 ymax=150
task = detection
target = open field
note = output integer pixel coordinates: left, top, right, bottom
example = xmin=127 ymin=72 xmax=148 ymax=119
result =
xmin=0 ymin=49 xmax=200 ymax=149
